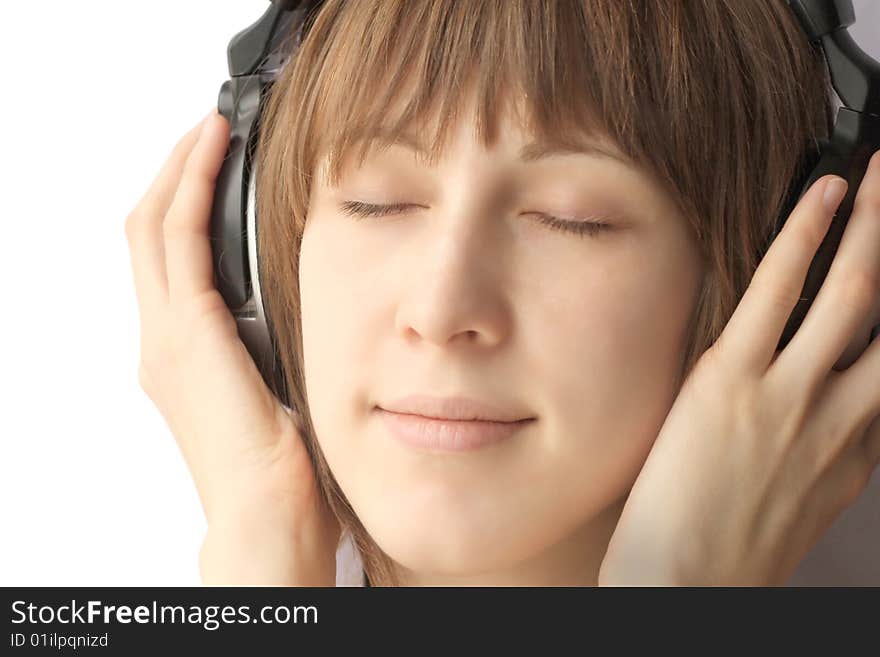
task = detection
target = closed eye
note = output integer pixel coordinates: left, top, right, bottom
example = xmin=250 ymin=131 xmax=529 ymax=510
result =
xmin=338 ymin=201 xmax=616 ymax=238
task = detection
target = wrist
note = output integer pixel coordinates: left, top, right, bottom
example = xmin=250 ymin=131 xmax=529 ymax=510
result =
xmin=200 ymin=518 xmax=336 ymax=586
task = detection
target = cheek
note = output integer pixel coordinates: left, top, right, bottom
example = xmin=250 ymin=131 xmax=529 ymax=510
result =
xmin=298 ymin=225 xmax=362 ymax=457
xmin=506 ymin=277 xmax=692 ymax=558
xmin=537 ymin=250 xmax=699 ymax=466
xmin=298 ymin=222 xmax=387 ymax=502
xmin=299 ymin=218 xmax=380 ymax=373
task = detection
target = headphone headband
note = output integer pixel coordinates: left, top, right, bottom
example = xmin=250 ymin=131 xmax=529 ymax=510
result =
xmin=788 ymin=0 xmax=855 ymax=40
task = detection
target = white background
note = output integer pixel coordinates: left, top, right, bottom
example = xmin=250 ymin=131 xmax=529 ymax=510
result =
xmin=0 ymin=1 xmax=878 ymax=586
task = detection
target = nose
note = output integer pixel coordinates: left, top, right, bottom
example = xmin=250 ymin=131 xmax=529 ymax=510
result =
xmin=393 ymin=217 xmax=512 ymax=349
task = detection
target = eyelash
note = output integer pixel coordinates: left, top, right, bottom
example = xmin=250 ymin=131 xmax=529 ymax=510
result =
xmin=338 ymin=201 xmax=614 ymax=238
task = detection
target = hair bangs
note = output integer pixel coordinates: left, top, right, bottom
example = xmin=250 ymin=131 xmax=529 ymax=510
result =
xmin=305 ymin=0 xmax=623 ymax=189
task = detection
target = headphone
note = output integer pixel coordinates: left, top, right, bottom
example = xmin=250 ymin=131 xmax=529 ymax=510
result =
xmin=209 ymin=0 xmax=880 ymax=410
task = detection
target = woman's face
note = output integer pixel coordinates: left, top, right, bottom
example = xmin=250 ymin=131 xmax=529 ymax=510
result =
xmin=299 ymin=90 xmax=705 ymax=583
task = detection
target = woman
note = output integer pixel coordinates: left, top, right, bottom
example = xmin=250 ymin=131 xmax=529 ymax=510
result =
xmin=125 ymin=0 xmax=880 ymax=586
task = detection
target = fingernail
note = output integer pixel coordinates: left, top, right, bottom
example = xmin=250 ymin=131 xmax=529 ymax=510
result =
xmin=823 ymin=177 xmax=847 ymax=212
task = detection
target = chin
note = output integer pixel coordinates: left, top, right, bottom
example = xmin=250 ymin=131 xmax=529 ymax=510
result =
xmin=374 ymin=528 xmax=517 ymax=578
xmin=353 ymin=494 xmax=550 ymax=578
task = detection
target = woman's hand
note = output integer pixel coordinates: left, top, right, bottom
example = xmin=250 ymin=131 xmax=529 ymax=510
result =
xmin=125 ymin=109 xmax=340 ymax=585
xmin=598 ymin=152 xmax=880 ymax=586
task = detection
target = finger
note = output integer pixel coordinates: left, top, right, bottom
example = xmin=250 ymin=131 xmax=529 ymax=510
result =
xmin=808 ymin=352 xmax=880 ymax=491
xmin=817 ymin=335 xmax=880 ymax=449
xmin=136 ymin=111 xmax=215 ymax=219
xmin=126 ymin=111 xmax=215 ymax=314
xmin=774 ymin=149 xmax=880 ymax=381
xmin=164 ymin=109 xmax=231 ymax=306
xmin=717 ymin=173 xmax=847 ymax=374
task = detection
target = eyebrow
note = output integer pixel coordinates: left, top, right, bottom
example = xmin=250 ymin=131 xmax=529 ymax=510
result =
xmin=357 ymin=128 xmax=633 ymax=167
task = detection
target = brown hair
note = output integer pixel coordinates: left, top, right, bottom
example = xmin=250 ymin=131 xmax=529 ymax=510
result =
xmin=253 ymin=0 xmax=834 ymax=586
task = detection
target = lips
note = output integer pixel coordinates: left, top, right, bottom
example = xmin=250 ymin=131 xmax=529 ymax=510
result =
xmin=376 ymin=409 xmax=534 ymax=452
xmin=377 ymin=394 xmax=535 ymax=423
xmin=375 ymin=394 xmax=535 ymax=453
